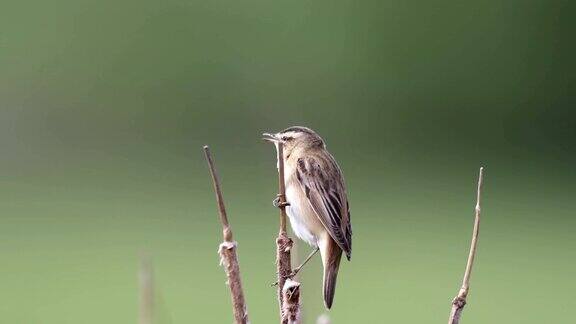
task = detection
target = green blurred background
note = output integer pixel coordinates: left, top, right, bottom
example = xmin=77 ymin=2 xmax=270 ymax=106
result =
xmin=1 ymin=0 xmax=574 ymax=322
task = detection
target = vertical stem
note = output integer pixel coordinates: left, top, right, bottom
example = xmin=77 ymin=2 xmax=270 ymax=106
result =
xmin=282 ymin=279 xmax=301 ymax=324
xmin=277 ymin=142 xmax=288 ymax=234
xmin=462 ymin=167 xmax=483 ymax=292
xmin=203 ymin=145 xmax=233 ymax=242
xmin=274 ymin=142 xmax=294 ymax=323
xmin=204 ymin=145 xmax=249 ymax=324
xmin=448 ymin=167 xmax=484 ymax=324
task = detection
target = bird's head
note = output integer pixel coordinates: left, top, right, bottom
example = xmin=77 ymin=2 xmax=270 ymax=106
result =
xmin=263 ymin=126 xmax=325 ymax=157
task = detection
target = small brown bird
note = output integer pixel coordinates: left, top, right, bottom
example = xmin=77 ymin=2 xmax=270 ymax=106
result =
xmin=263 ymin=126 xmax=352 ymax=309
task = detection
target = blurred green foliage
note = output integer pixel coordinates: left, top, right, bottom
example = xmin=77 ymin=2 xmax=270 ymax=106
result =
xmin=0 ymin=0 xmax=574 ymax=322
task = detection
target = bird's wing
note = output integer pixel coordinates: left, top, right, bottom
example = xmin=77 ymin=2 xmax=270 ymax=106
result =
xmin=295 ymin=155 xmax=352 ymax=259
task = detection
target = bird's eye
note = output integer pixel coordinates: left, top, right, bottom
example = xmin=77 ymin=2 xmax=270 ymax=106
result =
xmin=282 ymin=136 xmax=292 ymax=141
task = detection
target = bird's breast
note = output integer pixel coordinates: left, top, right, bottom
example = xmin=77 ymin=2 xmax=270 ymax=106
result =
xmin=285 ymin=181 xmax=325 ymax=247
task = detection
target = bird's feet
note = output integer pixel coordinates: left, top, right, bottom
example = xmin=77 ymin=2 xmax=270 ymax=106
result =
xmin=289 ymin=267 xmax=302 ymax=278
xmin=272 ymin=194 xmax=290 ymax=208
xmin=270 ymin=270 xmax=297 ymax=287
xmin=270 ymin=248 xmax=319 ymax=286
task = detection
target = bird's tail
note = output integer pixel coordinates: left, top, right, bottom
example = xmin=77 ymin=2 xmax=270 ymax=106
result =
xmin=322 ymin=248 xmax=342 ymax=309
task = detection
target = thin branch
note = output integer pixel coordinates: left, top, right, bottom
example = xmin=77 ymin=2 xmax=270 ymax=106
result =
xmin=203 ymin=145 xmax=249 ymax=324
xmin=273 ymin=142 xmax=296 ymax=323
xmin=139 ymin=254 xmax=153 ymax=324
xmin=289 ymin=229 xmax=303 ymax=324
xmin=277 ymin=142 xmax=288 ymax=234
xmin=282 ymin=279 xmax=301 ymax=324
xmin=218 ymin=241 xmax=249 ymax=324
xmin=448 ymin=167 xmax=484 ymax=324
xmin=204 ymin=145 xmax=233 ymax=242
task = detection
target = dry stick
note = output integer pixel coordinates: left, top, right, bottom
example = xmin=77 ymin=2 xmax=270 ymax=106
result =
xmin=282 ymin=279 xmax=301 ymax=324
xmin=448 ymin=167 xmax=484 ymax=324
xmin=289 ymin=228 xmax=303 ymax=324
xmin=139 ymin=254 xmax=153 ymax=324
xmin=203 ymin=145 xmax=249 ymax=324
xmin=273 ymin=142 xmax=300 ymax=324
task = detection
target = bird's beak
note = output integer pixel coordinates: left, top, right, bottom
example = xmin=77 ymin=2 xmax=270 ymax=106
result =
xmin=262 ymin=132 xmax=283 ymax=143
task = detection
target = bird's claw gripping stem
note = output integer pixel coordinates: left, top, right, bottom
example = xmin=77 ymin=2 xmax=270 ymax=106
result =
xmin=271 ymin=271 xmax=296 ymax=287
xmin=273 ymin=195 xmax=290 ymax=208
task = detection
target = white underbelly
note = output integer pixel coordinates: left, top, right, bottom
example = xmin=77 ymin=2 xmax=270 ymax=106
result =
xmin=285 ymin=185 xmax=318 ymax=247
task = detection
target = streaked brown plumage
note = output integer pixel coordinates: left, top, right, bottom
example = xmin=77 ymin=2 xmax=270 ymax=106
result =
xmin=263 ymin=126 xmax=352 ymax=309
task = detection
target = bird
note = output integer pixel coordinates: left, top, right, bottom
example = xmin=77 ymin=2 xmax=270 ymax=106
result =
xmin=263 ymin=126 xmax=352 ymax=309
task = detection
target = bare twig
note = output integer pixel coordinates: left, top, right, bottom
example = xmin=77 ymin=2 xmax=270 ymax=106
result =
xmin=204 ymin=145 xmax=233 ymax=242
xmin=139 ymin=254 xmax=153 ymax=324
xmin=277 ymin=143 xmax=288 ymax=234
xmin=272 ymin=142 xmax=298 ymax=324
xmin=282 ymin=279 xmax=301 ymax=324
xmin=289 ymin=228 xmax=303 ymax=323
xmin=204 ymin=145 xmax=249 ymax=324
xmin=448 ymin=167 xmax=484 ymax=324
